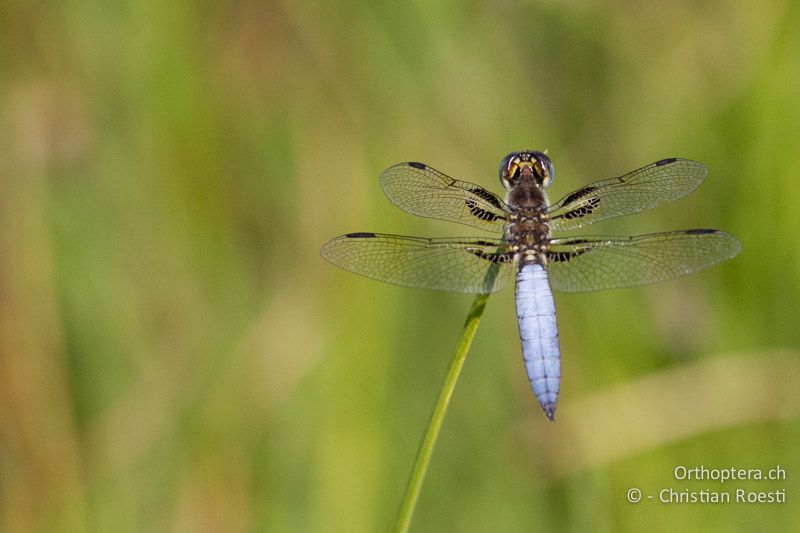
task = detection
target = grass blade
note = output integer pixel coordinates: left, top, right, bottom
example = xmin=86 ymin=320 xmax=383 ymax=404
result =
xmin=392 ymin=289 xmax=492 ymax=532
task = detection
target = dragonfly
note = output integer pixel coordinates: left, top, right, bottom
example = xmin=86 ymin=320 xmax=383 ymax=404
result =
xmin=321 ymin=151 xmax=741 ymax=420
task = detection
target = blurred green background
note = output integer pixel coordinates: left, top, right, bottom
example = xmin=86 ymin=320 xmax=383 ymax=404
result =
xmin=1 ymin=1 xmax=798 ymax=531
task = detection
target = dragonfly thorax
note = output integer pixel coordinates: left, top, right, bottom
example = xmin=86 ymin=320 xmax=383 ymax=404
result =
xmin=505 ymin=198 xmax=551 ymax=265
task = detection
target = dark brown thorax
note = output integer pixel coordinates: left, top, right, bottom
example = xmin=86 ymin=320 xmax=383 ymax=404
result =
xmin=498 ymin=151 xmax=555 ymax=265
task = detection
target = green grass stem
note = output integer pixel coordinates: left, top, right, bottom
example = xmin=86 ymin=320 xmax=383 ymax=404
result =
xmin=392 ymin=290 xmax=492 ymax=533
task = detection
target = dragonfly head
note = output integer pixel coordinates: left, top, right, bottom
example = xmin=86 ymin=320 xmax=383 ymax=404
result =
xmin=499 ymin=151 xmax=554 ymax=190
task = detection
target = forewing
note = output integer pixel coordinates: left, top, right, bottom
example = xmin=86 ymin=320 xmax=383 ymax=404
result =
xmin=545 ymin=230 xmax=741 ymax=293
xmin=320 ymin=233 xmax=515 ymax=293
xmin=548 ymin=158 xmax=708 ymax=232
xmin=380 ymin=162 xmax=508 ymax=232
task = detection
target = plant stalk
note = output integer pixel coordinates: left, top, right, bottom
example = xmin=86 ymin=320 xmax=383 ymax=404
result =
xmin=392 ymin=290 xmax=492 ymax=533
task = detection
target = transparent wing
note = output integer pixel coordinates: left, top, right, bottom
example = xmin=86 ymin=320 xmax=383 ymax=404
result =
xmin=548 ymin=158 xmax=708 ymax=232
xmin=545 ymin=230 xmax=741 ymax=293
xmin=380 ymin=162 xmax=509 ymax=232
xmin=320 ymin=232 xmax=515 ymax=293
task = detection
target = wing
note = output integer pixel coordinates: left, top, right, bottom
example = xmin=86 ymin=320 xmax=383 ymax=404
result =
xmin=320 ymin=232 xmax=515 ymax=293
xmin=380 ymin=162 xmax=509 ymax=233
xmin=545 ymin=229 xmax=741 ymax=293
xmin=548 ymin=158 xmax=708 ymax=232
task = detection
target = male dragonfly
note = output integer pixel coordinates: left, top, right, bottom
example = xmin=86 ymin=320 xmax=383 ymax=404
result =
xmin=321 ymin=151 xmax=740 ymax=420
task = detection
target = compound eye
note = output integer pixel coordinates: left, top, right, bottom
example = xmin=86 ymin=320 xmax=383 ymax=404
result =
xmin=507 ymin=162 xmax=520 ymax=178
xmin=499 ymin=153 xmax=522 ymax=189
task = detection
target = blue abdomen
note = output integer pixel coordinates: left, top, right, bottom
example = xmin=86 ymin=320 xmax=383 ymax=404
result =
xmin=515 ymin=263 xmax=561 ymax=420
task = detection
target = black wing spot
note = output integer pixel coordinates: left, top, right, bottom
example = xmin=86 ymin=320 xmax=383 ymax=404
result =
xmin=345 ymin=232 xmax=376 ymax=238
xmin=465 ymin=199 xmax=503 ymax=222
xmin=561 ymin=185 xmax=598 ymax=206
xmin=547 ymin=248 xmax=589 ymax=263
xmin=466 ymin=248 xmax=515 ymax=264
xmin=655 ymin=158 xmax=677 ymax=166
xmin=408 ymin=162 xmax=426 ymax=170
xmin=562 ymin=196 xmax=600 ymax=220
xmin=469 ymin=186 xmax=504 ymax=209
xmin=685 ymin=228 xmax=718 ymax=235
